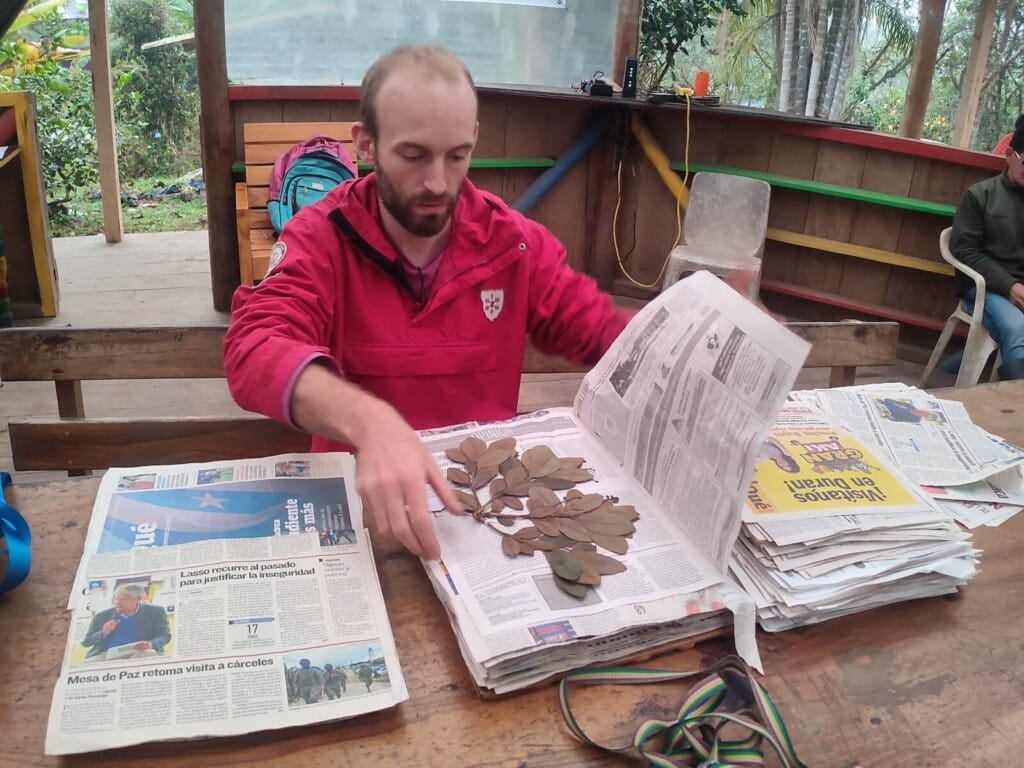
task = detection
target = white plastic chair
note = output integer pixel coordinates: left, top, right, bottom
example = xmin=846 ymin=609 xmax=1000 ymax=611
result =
xmin=919 ymin=227 xmax=1001 ymax=388
xmin=660 ymin=172 xmax=771 ymax=301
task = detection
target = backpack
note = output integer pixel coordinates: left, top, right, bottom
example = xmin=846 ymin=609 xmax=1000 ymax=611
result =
xmin=267 ymin=136 xmax=357 ymax=234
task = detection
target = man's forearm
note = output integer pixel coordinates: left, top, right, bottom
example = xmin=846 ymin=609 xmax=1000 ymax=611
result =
xmin=290 ymin=363 xmax=392 ymax=449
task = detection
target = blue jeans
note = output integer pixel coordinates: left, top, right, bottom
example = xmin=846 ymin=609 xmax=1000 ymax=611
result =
xmin=963 ymin=287 xmax=1024 ymax=363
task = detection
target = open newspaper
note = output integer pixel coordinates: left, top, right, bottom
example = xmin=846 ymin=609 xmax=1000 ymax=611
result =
xmin=47 ymin=453 xmax=407 ymax=755
xmin=419 ymin=271 xmax=811 ymax=695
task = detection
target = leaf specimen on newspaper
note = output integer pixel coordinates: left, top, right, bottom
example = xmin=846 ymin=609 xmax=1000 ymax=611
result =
xmin=445 ymin=437 xmax=637 ymax=598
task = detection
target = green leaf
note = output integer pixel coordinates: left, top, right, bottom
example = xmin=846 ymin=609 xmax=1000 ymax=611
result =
xmin=546 ymin=550 xmax=583 ymax=581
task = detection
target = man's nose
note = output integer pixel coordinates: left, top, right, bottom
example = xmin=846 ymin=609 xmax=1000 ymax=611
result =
xmin=423 ymin=158 xmax=446 ymax=195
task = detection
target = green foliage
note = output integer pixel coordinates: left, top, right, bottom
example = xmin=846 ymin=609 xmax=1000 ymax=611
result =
xmin=109 ymin=0 xmax=199 ymax=178
xmin=640 ymin=0 xmax=747 ymax=92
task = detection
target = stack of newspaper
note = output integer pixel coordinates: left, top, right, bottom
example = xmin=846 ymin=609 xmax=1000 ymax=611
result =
xmin=731 ymin=382 xmax=1024 ymax=632
xmin=418 ymin=271 xmax=811 ymax=695
xmin=46 ymin=453 xmax=408 ymax=755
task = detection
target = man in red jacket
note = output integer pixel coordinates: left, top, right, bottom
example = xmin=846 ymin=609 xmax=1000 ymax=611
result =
xmin=224 ymin=45 xmax=631 ymax=561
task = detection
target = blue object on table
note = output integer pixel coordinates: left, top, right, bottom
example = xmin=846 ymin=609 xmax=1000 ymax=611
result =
xmin=0 ymin=471 xmax=31 ymax=593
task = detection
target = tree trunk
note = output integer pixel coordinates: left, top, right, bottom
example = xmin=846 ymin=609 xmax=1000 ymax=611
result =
xmin=832 ymin=0 xmax=862 ymax=122
xmin=805 ymin=0 xmax=829 ymax=116
xmin=778 ymin=0 xmax=798 ymax=110
xmin=900 ymin=0 xmax=947 ymax=138
xmin=952 ymin=0 xmax=998 ymax=148
xmin=822 ymin=0 xmax=850 ymax=117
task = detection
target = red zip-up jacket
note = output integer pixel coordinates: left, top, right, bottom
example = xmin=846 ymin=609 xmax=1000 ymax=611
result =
xmin=224 ymin=174 xmax=631 ymax=452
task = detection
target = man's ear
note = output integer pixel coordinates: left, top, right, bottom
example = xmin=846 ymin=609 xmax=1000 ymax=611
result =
xmin=352 ymin=123 xmax=376 ymax=166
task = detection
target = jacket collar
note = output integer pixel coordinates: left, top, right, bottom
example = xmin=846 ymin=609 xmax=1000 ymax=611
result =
xmin=331 ymin=173 xmax=524 ymax=269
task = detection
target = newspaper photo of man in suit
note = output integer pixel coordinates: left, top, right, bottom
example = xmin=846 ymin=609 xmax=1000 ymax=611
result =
xmin=81 ymin=583 xmax=171 ymax=660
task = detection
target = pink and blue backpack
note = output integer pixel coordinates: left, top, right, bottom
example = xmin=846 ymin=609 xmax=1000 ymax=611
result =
xmin=267 ymin=136 xmax=357 ymax=234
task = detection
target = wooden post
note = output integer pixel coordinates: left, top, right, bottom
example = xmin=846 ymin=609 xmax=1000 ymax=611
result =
xmin=899 ymin=0 xmax=946 ymax=139
xmin=87 ymin=0 xmax=123 ymax=244
xmin=612 ymin=0 xmax=642 ymax=87
xmin=195 ymin=0 xmax=239 ymax=311
xmin=952 ymin=0 xmax=997 ymax=149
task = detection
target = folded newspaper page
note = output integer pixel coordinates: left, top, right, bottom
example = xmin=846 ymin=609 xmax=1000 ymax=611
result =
xmin=420 ymin=272 xmax=809 ymax=693
xmin=794 ymin=385 xmax=1024 ymax=486
xmin=69 ymin=453 xmax=365 ymax=608
xmin=743 ymin=404 xmax=937 ymax=522
xmin=49 ymin=454 xmax=408 ymax=754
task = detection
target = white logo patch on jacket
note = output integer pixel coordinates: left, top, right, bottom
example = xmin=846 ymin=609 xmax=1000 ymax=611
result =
xmin=268 ymin=241 xmax=287 ymax=274
xmin=481 ymin=289 xmax=504 ymax=322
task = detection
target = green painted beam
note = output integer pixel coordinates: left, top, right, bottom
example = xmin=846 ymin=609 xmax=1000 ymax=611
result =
xmin=231 ymin=157 xmax=555 ymax=175
xmin=670 ymin=162 xmax=957 ymax=218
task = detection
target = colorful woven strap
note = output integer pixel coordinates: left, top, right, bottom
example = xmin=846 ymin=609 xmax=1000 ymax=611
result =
xmin=558 ymin=655 xmax=806 ymax=768
xmin=0 ymin=471 xmax=31 ymax=593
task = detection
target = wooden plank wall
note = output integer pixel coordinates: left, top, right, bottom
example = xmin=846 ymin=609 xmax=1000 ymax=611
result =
xmin=229 ymin=93 xmax=1002 ymax=331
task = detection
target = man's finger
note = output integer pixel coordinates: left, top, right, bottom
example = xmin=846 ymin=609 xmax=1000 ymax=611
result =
xmin=404 ymin=479 xmax=441 ymax=560
xmin=382 ymin=486 xmax=424 ymax=558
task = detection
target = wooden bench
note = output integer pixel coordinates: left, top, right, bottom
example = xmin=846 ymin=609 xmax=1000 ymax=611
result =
xmin=236 ymin=121 xmax=356 ymax=286
xmin=0 ymin=320 xmax=898 ymax=474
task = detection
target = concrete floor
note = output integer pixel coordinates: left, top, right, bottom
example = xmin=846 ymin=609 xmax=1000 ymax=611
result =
xmin=0 ymin=230 xmax=954 ymax=483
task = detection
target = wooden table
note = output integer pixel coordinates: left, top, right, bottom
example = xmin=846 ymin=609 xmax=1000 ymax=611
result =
xmin=2 ymin=381 xmax=1022 ymax=767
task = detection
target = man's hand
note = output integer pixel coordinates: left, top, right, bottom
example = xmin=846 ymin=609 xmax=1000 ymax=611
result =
xmin=350 ymin=399 xmax=462 ymax=560
xmin=290 ymin=363 xmax=462 ymax=560
xmin=1010 ymin=282 xmax=1024 ymax=311
xmin=134 ymin=641 xmax=154 ymax=651
xmin=101 ymin=619 xmax=119 ymax=635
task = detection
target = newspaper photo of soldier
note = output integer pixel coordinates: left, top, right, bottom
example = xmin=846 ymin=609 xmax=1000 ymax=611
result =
xmin=73 ymin=576 xmax=176 ymax=666
xmin=283 ymin=643 xmax=392 ymax=707
xmin=196 ymin=467 xmax=234 ymax=485
xmin=609 ymin=307 xmax=669 ymax=398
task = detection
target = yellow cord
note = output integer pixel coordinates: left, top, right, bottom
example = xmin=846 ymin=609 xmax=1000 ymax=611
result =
xmin=615 ymin=90 xmax=691 ymax=289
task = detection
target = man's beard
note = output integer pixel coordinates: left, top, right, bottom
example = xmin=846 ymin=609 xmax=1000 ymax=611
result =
xmin=376 ymin=165 xmax=459 ymax=237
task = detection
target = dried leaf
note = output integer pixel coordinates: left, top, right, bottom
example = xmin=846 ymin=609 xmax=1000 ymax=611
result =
xmin=497 ymin=515 xmax=516 ymax=527
xmin=544 ymin=534 xmax=574 ymax=548
xmin=574 ymin=549 xmax=627 ymax=576
xmin=613 ymin=505 xmax=639 ymax=522
xmin=445 ymin=447 xmax=468 ymax=464
xmin=522 ymin=445 xmax=557 ymax=474
xmin=576 ymin=560 xmax=602 ymax=586
xmin=528 ymin=485 xmax=561 ymax=507
xmin=491 ymin=498 xmax=506 ymax=515
xmin=454 ymin=489 xmax=480 ymax=513
xmin=489 ymin=477 xmax=507 ymax=497
xmin=478 ymin=446 xmax=515 ymax=470
xmin=590 ymin=532 xmax=629 ymax=555
xmin=534 ymin=475 xmax=575 ymax=491
xmin=530 ymin=536 xmax=560 ymax=551
xmin=549 ymin=468 xmax=595 ymax=483
xmin=577 ymin=493 xmax=607 ymax=512
xmin=531 ymin=457 xmax=564 ymax=478
xmin=447 ymin=467 xmax=472 ymax=486
xmin=501 ymin=536 xmax=521 ymax=557
xmin=460 ymin=436 xmax=486 ymax=462
xmin=471 ymin=466 xmax=499 ymax=489
xmin=560 ymin=457 xmax=585 ymax=470
xmin=578 ymin=511 xmax=636 ymax=537
xmin=503 ymin=482 xmax=532 ymax=497
xmin=526 ymin=503 xmax=556 ymax=519
xmin=556 ymin=518 xmax=593 ymax=543
xmin=553 ymin=575 xmax=588 ymax=599
xmin=517 ymin=541 xmax=536 ymax=556
xmin=546 ymin=550 xmax=583 ymax=581
xmin=565 ymin=489 xmax=584 ymax=501
xmin=500 ymin=456 xmax=523 ymax=475
xmin=514 ymin=526 xmax=542 ymax=541
xmin=490 ymin=437 xmax=518 ymax=452
xmin=534 ymin=518 xmax=560 ymax=537
xmin=501 ymin=495 xmax=524 ymax=510
xmin=571 ymin=542 xmax=597 ymax=553
xmin=504 ymin=465 xmax=528 ymax=487
xmin=465 ymin=460 xmax=478 ymax=475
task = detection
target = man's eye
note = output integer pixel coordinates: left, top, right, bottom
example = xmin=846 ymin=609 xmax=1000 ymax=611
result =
xmin=401 ymin=153 xmax=423 ymax=162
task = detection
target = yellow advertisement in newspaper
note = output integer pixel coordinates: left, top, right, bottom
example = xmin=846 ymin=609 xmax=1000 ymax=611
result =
xmin=745 ymin=426 xmax=920 ymax=517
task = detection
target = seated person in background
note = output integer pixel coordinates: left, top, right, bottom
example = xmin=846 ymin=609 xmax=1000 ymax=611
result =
xmin=82 ymin=584 xmax=171 ymax=659
xmin=950 ymin=117 xmax=1024 ymax=381
xmin=992 ymin=115 xmax=1024 ymax=156
xmin=224 ymin=45 xmax=631 ymax=560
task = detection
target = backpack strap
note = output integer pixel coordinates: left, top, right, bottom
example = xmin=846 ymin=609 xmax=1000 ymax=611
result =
xmin=558 ymin=655 xmax=807 ymax=768
xmin=0 ymin=471 xmax=31 ymax=593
